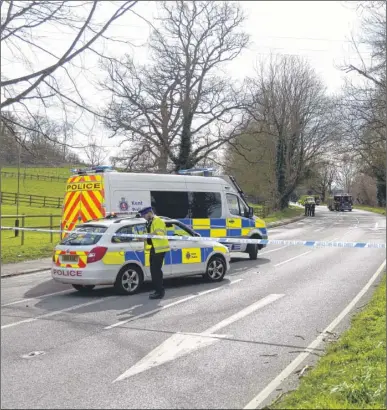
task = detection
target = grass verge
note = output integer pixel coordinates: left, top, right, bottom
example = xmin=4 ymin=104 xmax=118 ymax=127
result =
xmin=354 ymin=205 xmax=386 ymax=215
xmin=270 ymin=274 xmax=386 ymax=409
xmin=1 ymin=205 xmax=61 ymax=264
xmin=264 ymin=207 xmax=304 ymax=224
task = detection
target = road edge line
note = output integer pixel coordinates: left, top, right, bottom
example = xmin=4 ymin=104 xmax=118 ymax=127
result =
xmin=243 ymin=259 xmax=387 ymax=409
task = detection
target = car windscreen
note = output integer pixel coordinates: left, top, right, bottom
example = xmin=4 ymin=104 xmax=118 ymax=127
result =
xmin=60 ymin=225 xmax=108 ymax=246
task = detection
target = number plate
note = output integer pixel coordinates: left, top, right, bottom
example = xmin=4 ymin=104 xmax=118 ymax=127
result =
xmin=62 ymin=255 xmax=78 ymax=262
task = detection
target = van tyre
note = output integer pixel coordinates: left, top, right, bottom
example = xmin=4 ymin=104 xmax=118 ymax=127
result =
xmin=115 ymin=265 xmax=144 ymax=295
xmin=72 ymin=284 xmax=95 ymax=293
xmin=204 ymin=256 xmax=226 ymax=282
xmin=248 ymin=243 xmax=259 ymax=260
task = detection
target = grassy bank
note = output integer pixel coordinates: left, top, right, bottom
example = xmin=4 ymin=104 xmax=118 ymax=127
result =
xmin=252 ymin=205 xmax=304 ymax=223
xmin=354 ymin=205 xmax=386 ymax=215
xmin=270 ymin=274 xmax=386 ymax=409
xmin=1 ymin=205 xmax=61 ymax=264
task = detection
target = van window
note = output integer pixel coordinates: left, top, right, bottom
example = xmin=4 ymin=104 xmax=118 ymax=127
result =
xmin=151 ymin=191 xmax=189 ymax=219
xmin=226 ymin=193 xmax=241 ymax=216
xmin=190 ymin=192 xmax=222 ymax=218
xmin=226 ymin=193 xmax=250 ymax=217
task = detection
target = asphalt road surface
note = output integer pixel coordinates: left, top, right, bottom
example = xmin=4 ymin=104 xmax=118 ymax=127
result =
xmin=1 ymin=208 xmax=386 ymax=409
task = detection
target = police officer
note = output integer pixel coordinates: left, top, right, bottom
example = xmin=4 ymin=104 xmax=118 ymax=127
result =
xmin=138 ymin=207 xmax=170 ymax=299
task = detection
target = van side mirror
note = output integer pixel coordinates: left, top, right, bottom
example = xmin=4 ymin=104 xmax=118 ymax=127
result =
xmin=248 ymin=206 xmax=254 ymax=218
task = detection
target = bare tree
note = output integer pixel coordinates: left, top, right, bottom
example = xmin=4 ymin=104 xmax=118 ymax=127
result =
xmin=234 ymin=55 xmax=335 ymax=209
xmin=1 ymin=0 xmax=138 ymax=143
xmin=339 ymin=0 xmax=386 ymax=205
xmin=336 ymin=154 xmax=358 ymax=193
xmin=83 ymin=138 xmax=109 ymax=167
xmin=306 ymin=159 xmax=337 ymax=202
xmin=101 ymin=0 xmax=249 ymax=172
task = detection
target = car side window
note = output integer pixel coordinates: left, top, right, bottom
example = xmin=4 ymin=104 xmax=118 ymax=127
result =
xmin=113 ymin=226 xmax=134 ymax=243
xmin=226 ymin=193 xmax=241 ymax=216
xmin=113 ymin=224 xmax=146 ymax=243
xmin=166 ymin=222 xmax=193 ymax=240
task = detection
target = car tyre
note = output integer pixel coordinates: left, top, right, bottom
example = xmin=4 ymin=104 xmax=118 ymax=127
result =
xmin=72 ymin=284 xmax=95 ymax=293
xmin=204 ymin=256 xmax=226 ymax=282
xmin=114 ymin=264 xmax=144 ymax=295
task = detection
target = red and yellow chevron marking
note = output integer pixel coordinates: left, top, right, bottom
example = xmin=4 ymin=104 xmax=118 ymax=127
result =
xmin=54 ymin=250 xmax=89 ymax=268
xmin=61 ymin=175 xmax=105 ymax=237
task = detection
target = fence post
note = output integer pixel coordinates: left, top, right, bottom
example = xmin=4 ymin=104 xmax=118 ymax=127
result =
xmin=21 ymin=215 xmax=25 ymax=246
xmin=30 ymin=195 xmax=32 ymax=206
xmin=43 ymin=196 xmax=46 ymax=207
xmin=50 ymin=214 xmax=53 ymax=243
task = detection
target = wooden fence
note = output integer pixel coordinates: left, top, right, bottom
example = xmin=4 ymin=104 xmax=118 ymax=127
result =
xmin=1 ymin=192 xmax=63 ymax=208
xmin=1 ymin=171 xmax=67 ymax=182
xmin=1 ymin=214 xmax=62 ymax=245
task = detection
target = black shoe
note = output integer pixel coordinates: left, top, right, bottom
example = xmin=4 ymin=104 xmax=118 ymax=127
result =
xmin=149 ymin=291 xmax=165 ymax=300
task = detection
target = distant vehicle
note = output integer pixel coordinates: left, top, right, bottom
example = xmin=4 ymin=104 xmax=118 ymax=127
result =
xmin=314 ymin=195 xmax=321 ymax=205
xmin=327 ymin=194 xmax=353 ymax=212
xmin=304 ymin=196 xmax=316 ymax=217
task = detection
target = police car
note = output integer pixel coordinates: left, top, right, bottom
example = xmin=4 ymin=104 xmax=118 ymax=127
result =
xmin=52 ymin=215 xmax=231 ymax=295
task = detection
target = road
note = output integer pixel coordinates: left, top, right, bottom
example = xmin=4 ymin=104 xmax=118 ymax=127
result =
xmin=1 ymin=208 xmax=386 ymax=409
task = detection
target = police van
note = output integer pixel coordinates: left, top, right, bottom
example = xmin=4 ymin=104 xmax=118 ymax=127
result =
xmin=61 ymin=166 xmax=268 ymax=259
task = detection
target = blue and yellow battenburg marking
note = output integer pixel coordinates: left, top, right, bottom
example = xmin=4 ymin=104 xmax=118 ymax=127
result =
xmin=177 ymin=218 xmax=267 ymax=238
xmin=102 ymin=246 xmax=227 ymax=266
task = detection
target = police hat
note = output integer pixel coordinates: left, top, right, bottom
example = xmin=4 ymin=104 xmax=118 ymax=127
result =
xmin=138 ymin=206 xmax=153 ymax=216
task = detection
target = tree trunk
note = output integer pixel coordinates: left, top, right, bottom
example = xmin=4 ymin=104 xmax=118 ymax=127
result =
xmin=176 ymin=114 xmax=194 ymax=170
xmin=376 ymin=176 xmax=386 ymax=207
xmin=276 ymin=137 xmax=287 ymax=210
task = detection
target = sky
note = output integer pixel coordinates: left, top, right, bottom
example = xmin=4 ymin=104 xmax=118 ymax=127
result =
xmin=2 ymin=0 xmax=371 ymax=164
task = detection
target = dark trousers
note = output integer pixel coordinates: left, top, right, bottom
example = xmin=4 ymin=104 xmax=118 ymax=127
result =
xmin=150 ymin=248 xmax=166 ymax=293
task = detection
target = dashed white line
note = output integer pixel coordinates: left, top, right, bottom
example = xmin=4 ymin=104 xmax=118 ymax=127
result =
xmin=274 ymin=251 xmax=312 ymax=267
xmin=243 ymin=259 xmax=386 ymax=409
xmin=260 ymin=246 xmax=289 ymax=256
xmin=2 ymin=297 xmax=117 ymax=330
xmin=104 ymin=279 xmax=243 ymax=330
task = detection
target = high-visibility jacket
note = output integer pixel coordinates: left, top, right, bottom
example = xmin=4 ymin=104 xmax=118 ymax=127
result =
xmin=146 ymin=216 xmax=170 ymax=254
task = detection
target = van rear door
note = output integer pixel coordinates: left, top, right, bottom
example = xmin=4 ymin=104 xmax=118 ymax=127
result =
xmin=61 ymin=174 xmax=105 ymax=235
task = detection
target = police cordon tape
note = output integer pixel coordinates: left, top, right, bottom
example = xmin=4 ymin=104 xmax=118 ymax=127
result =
xmin=1 ymin=226 xmax=386 ymax=249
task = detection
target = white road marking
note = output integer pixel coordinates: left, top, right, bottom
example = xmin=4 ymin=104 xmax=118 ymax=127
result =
xmin=1 ymin=297 xmax=116 ymax=330
xmin=243 ymin=259 xmax=386 ymax=409
xmin=104 ymin=279 xmax=243 ymax=330
xmin=113 ymin=293 xmax=284 ymax=382
xmin=313 ymin=227 xmax=325 ymax=233
xmin=371 ymin=222 xmax=379 ymax=231
xmin=274 ymin=251 xmax=312 ymax=267
xmin=260 ymin=246 xmax=288 ymax=256
xmin=1 ymin=289 xmax=73 ymax=307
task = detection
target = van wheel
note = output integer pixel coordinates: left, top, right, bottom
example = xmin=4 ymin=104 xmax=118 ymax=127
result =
xmin=114 ymin=265 xmax=144 ymax=295
xmin=204 ymin=256 xmax=226 ymax=282
xmin=72 ymin=284 xmax=95 ymax=293
xmin=248 ymin=243 xmax=259 ymax=260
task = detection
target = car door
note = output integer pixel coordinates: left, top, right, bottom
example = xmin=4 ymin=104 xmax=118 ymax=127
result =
xmin=166 ymin=222 xmax=206 ymax=276
xmin=112 ymin=224 xmax=172 ymax=277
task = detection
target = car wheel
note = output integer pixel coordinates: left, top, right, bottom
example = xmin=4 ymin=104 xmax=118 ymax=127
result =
xmin=204 ymin=256 xmax=226 ymax=282
xmin=72 ymin=284 xmax=95 ymax=293
xmin=248 ymin=243 xmax=259 ymax=260
xmin=114 ymin=265 xmax=144 ymax=295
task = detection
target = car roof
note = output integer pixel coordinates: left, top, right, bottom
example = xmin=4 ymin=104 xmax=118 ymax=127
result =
xmin=80 ymin=216 xmax=180 ymax=228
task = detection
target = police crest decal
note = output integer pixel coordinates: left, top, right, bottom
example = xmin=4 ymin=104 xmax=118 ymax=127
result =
xmin=119 ymin=197 xmax=129 ymax=211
